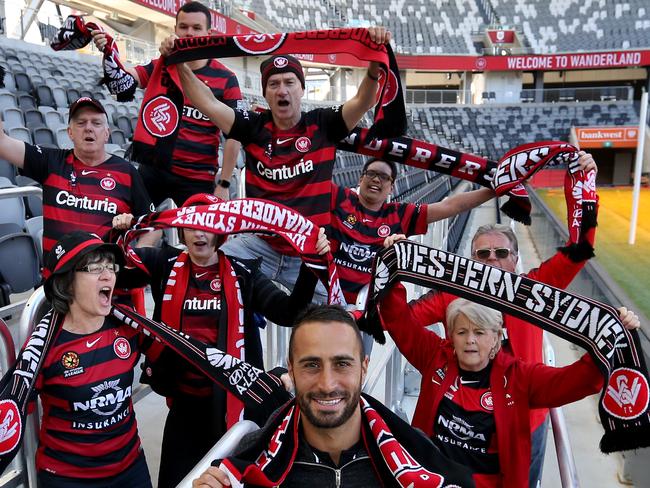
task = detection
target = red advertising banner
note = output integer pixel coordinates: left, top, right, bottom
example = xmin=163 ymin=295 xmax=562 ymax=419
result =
xmin=575 ymin=126 xmax=639 ymax=148
xmin=487 ymin=30 xmax=515 ymax=44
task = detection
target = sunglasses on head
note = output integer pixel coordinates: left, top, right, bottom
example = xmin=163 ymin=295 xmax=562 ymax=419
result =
xmin=473 ymin=248 xmax=513 ymax=260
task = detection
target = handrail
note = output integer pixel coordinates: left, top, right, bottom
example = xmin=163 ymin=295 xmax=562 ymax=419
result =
xmin=544 ymin=316 xmax=580 ymax=488
xmin=0 ymin=186 xmax=42 ymax=200
xmin=176 ymin=420 xmax=259 ymax=488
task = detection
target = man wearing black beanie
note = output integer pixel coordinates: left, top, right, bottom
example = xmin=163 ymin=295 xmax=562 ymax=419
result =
xmin=172 ymin=27 xmax=392 ymax=299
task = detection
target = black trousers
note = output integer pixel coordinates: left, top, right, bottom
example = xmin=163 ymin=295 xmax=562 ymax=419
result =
xmin=157 ymin=396 xmax=226 ymax=488
xmin=138 ymin=164 xmax=214 ymax=208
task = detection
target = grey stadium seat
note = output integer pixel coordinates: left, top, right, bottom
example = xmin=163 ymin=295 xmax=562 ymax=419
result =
xmin=0 ymin=232 xmax=41 ymax=306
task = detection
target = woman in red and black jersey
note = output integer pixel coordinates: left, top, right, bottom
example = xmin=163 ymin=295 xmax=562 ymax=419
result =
xmin=114 ymin=193 xmax=325 ymax=488
xmin=378 ymin=288 xmax=640 ymax=488
xmin=36 ymin=231 xmax=154 ymax=488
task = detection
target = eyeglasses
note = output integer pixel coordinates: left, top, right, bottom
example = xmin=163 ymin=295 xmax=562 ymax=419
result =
xmin=76 ymin=263 xmax=120 ymax=274
xmin=363 ymin=170 xmax=393 ymax=183
xmin=473 ymin=248 xmax=514 ymax=260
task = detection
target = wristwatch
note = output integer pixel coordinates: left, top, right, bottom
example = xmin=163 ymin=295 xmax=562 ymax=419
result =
xmin=217 ymin=179 xmax=231 ymax=189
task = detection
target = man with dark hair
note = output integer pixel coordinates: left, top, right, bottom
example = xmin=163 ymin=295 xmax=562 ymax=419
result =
xmin=0 ymin=97 xmax=154 ymax=258
xmin=191 ymin=304 xmax=474 ymax=488
xmin=330 ymin=157 xmax=494 ymax=305
xmin=92 ymin=1 xmax=242 ymax=205
xmin=174 ymin=28 xmax=392 ymax=298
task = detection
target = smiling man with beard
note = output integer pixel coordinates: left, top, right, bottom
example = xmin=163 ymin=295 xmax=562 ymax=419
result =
xmin=192 ymin=305 xmax=474 ymax=488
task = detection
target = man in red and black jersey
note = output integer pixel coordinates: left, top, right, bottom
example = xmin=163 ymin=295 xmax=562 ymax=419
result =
xmin=174 ymin=27 xmax=392 ymax=297
xmin=0 ymin=97 xmax=154 ymax=259
xmin=331 ymin=158 xmax=494 ymax=305
xmin=92 ymin=1 xmax=242 ymax=205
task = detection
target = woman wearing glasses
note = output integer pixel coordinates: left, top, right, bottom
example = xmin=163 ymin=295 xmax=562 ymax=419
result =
xmin=329 ymin=157 xmax=495 ymax=305
xmin=378 ymin=290 xmax=639 ymax=488
xmin=36 ymin=231 xmax=154 ymax=487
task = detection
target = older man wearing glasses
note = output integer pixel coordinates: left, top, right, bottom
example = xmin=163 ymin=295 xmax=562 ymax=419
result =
xmin=329 ymin=157 xmax=494 ymax=306
xmin=385 ymin=150 xmax=598 ymax=488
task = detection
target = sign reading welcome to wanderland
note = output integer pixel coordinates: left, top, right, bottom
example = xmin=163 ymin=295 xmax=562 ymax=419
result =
xmin=575 ymin=126 xmax=639 ymax=149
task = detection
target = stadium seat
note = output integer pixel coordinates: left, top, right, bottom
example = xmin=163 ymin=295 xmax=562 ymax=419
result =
xmin=2 ymin=108 xmax=25 ymax=130
xmin=16 ymin=175 xmax=43 ymax=218
xmin=0 ymin=159 xmax=17 ymax=185
xmin=0 ymin=177 xmax=26 ymax=229
xmin=0 ymin=232 xmax=41 ymax=306
xmin=44 ymin=110 xmax=65 ymax=130
xmin=7 ymin=127 xmax=32 ymax=144
xmin=14 ymin=72 xmax=34 ymax=94
xmin=110 ymin=129 xmax=127 ymax=147
xmin=55 ymin=127 xmax=73 ymax=148
xmin=52 ymin=87 xmax=68 ymax=109
xmin=114 ymin=115 xmax=133 ymax=138
xmin=24 ymin=109 xmax=46 ymax=129
xmin=32 ymin=127 xmax=56 ymax=147
xmin=0 ymin=92 xmax=17 ymax=111
xmin=66 ymin=88 xmax=81 ymax=104
xmin=35 ymin=85 xmax=56 ymax=108
xmin=24 ymin=216 xmax=43 ymax=265
xmin=2 ymin=72 xmax=16 ymax=93
xmin=18 ymin=94 xmax=37 ymax=111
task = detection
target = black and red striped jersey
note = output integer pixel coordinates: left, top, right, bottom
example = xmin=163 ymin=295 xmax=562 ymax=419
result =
xmin=329 ymin=183 xmax=428 ymax=304
xmin=21 ymin=144 xmax=153 ymax=258
xmin=34 ymin=315 xmax=146 ymax=479
xmin=228 ymin=107 xmax=350 ymax=253
xmin=137 ymin=58 xmax=242 ymax=183
xmin=433 ymin=366 xmax=501 ymax=487
xmin=177 ymin=261 xmax=221 ymax=398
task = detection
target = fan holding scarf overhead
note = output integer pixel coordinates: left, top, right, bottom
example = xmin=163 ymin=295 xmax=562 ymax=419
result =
xmin=112 ymin=193 xmax=328 ymax=488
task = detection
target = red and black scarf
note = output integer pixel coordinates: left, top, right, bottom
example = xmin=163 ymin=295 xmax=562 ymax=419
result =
xmin=339 ymin=129 xmax=580 ymax=224
xmin=158 ymin=250 xmax=246 ymax=426
xmin=119 ymin=198 xmax=345 ymax=305
xmin=218 ymin=393 xmax=474 ymax=487
xmin=129 ymin=28 xmax=405 ymax=167
xmin=0 ymin=311 xmax=65 ymax=473
xmin=50 ymin=15 xmax=137 ymax=102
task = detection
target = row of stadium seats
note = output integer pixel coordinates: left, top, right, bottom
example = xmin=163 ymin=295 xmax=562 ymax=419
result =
xmin=237 ymin=0 xmax=650 ymax=54
xmin=408 ymin=101 xmax=640 ymax=160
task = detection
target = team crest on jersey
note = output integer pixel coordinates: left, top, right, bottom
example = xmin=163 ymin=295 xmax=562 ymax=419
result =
xmin=0 ymin=399 xmax=21 ymax=456
xmin=233 ymin=33 xmax=286 ymax=54
xmin=343 ymin=214 xmax=357 ymax=229
xmin=210 ymin=278 xmax=221 ymax=292
xmin=142 ymin=95 xmax=179 ymax=138
xmin=113 ymin=337 xmax=131 ymax=360
xmin=480 ymin=391 xmax=494 ymax=411
xmin=295 ymin=137 xmax=311 ymax=153
xmin=273 ymin=56 xmax=289 ymax=68
xmin=100 ymin=176 xmax=116 ymax=191
xmin=377 ymin=224 xmax=391 ymax=238
xmin=603 ymin=368 xmax=649 ymax=420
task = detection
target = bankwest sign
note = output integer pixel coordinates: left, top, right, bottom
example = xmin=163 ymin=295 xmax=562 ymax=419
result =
xmin=575 ymin=126 xmax=639 ymax=148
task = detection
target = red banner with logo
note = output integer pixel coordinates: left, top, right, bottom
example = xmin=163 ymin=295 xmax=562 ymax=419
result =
xmin=576 ymin=126 xmax=639 ymax=148
xmin=487 ymin=29 xmax=515 ymax=44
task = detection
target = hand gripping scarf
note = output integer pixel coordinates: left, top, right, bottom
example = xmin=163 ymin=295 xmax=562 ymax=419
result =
xmin=129 ymin=28 xmax=406 ymax=167
xmin=158 ymin=250 xmax=247 ymax=427
xmin=217 ymin=393 xmax=474 ymax=488
xmin=112 ymin=304 xmax=291 ymax=426
xmin=119 ymin=198 xmax=345 ymax=306
xmin=0 ymin=311 xmax=65 ymax=473
xmin=362 ymin=238 xmax=650 ymax=453
xmin=50 ymin=15 xmax=137 ymax=102
xmin=339 ymin=129 xmax=580 ymax=224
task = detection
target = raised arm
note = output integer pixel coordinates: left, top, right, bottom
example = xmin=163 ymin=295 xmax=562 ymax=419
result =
xmin=0 ymin=117 xmax=26 ymax=169
xmin=425 ymin=187 xmax=495 ymax=223
xmin=341 ymin=26 xmax=392 ymax=131
xmin=90 ymin=29 xmax=142 ymax=87
xmin=177 ymin=63 xmax=236 ymax=135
